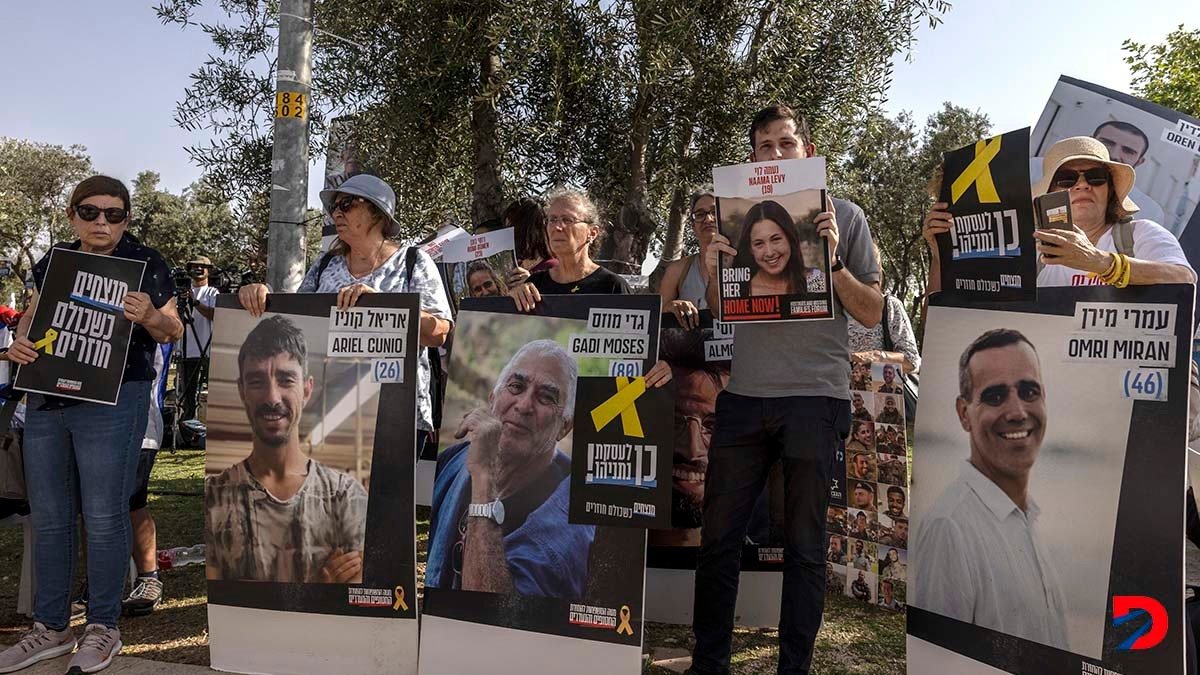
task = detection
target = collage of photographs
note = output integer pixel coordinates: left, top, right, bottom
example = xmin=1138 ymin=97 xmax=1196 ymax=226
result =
xmin=827 ymin=361 xmax=909 ymax=612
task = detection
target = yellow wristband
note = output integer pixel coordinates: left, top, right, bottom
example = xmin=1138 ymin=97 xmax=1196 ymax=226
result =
xmin=1101 ymin=252 xmax=1124 ymax=285
xmin=1115 ymin=254 xmax=1132 ymax=288
xmin=1099 ymin=253 xmax=1119 ymax=280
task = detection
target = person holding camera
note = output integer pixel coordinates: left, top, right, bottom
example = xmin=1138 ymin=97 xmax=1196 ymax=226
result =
xmin=177 ymin=256 xmax=218 ymax=422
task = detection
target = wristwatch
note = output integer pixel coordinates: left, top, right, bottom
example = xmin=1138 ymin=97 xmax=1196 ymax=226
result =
xmin=830 ymin=256 xmax=845 ymax=273
xmin=468 ymin=499 xmax=506 ymax=526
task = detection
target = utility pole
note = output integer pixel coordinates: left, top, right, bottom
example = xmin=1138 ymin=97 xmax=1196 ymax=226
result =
xmin=266 ymin=0 xmax=313 ymax=292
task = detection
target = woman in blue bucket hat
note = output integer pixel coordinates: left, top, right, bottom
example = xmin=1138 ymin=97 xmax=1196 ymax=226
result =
xmin=238 ymin=173 xmax=454 ymax=444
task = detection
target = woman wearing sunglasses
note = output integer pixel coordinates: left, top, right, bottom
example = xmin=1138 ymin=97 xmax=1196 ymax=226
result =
xmin=0 ymin=176 xmax=182 ymax=674
xmin=922 ymin=135 xmax=1194 ymax=293
xmin=237 ymin=173 xmax=453 ymax=454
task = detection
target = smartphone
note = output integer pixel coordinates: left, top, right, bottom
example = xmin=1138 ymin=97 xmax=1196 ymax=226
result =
xmin=1034 ymin=191 xmax=1072 ymax=230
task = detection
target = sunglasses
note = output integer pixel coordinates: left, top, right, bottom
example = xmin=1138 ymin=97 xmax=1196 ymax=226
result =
xmin=332 ymin=195 xmax=363 ymax=213
xmin=74 ymin=204 xmax=128 ymax=223
xmin=1051 ymin=167 xmax=1109 ymax=190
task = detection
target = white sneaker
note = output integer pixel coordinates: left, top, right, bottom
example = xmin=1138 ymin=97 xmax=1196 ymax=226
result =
xmin=65 ymin=624 xmax=121 ymax=674
xmin=0 ymin=622 xmax=75 ymax=673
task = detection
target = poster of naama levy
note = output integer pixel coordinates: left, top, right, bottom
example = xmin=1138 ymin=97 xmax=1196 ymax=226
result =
xmin=714 ymin=157 xmax=833 ymax=322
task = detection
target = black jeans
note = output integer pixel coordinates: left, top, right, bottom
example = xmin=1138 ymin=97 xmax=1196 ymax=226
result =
xmin=691 ymin=392 xmax=850 ymax=675
xmin=177 ymin=357 xmax=208 ymax=421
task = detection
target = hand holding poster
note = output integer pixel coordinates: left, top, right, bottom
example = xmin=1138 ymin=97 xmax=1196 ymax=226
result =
xmin=907 ymin=284 xmax=1191 ymax=675
xmin=205 ymin=293 xmax=420 ymax=675
xmin=14 ymin=248 xmax=145 ymax=404
xmin=713 ymin=158 xmax=833 ymax=322
xmin=935 ymin=127 xmax=1038 ymax=301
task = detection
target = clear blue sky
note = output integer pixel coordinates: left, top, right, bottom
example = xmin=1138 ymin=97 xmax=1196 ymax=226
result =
xmin=885 ymin=1 xmax=1199 ymax=133
xmin=2 ymin=1 xmax=1197 ymax=213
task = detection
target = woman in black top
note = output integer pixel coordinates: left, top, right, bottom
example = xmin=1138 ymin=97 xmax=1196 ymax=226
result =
xmin=509 ymin=188 xmax=629 ymax=308
xmin=0 ymin=176 xmax=182 ymax=672
xmin=508 ymin=188 xmax=672 ymax=387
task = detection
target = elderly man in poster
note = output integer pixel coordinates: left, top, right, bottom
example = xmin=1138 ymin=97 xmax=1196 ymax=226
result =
xmin=426 ymin=339 xmax=594 ymax=599
xmin=205 ymin=315 xmax=368 ymax=584
xmin=912 ymin=328 xmax=1068 ymax=650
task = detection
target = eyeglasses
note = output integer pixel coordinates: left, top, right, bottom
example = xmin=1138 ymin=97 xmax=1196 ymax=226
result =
xmin=675 ymin=413 xmax=717 ymax=436
xmin=332 ymin=195 xmax=363 ymax=213
xmin=1051 ymin=167 xmax=1109 ymax=190
xmin=73 ymin=204 xmax=128 ymax=223
xmin=547 ymin=215 xmax=588 ymax=227
xmin=691 ymin=208 xmax=716 ymax=221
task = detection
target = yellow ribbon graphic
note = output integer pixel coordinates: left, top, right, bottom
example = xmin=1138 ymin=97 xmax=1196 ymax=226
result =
xmin=616 ymin=605 xmax=633 ymax=636
xmin=950 ymin=135 xmax=1003 ymax=204
xmin=32 ymin=328 xmax=58 ymax=355
xmin=393 ymin=585 xmax=408 ymax=611
xmin=590 ymin=377 xmax=645 ymax=438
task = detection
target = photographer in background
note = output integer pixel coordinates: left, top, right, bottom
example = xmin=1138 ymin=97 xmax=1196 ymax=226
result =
xmin=177 ymin=255 xmax=218 ymax=422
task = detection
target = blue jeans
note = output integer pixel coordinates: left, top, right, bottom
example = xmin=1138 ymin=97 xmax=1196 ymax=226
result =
xmin=24 ymin=382 xmax=150 ymax=629
xmin=691 ymin=392 xmax=850 ymax=675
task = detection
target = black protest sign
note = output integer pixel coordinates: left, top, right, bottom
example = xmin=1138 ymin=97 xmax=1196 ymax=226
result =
xmin=907 ymin=284 xmax=1191 ymax=674
xmin=936 ymin=127 xmax=1037 ymax=301
xmin=15 ymin=249 xmax=144 ymax=404
xmin=570 ymin=376 xmax=672 ymax=529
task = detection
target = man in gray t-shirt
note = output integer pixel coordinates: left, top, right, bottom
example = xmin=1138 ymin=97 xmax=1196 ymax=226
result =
xmin=689 ymin=105 xmax=882 ymax=675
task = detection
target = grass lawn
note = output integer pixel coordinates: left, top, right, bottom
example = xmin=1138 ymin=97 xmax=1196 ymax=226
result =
xmin=0 ymin=448 xmax=906 ymax=673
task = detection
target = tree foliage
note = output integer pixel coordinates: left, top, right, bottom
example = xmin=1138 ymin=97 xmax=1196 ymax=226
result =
xmin=129 ymin=170 xmax=253 ymax=270
xmin=1124 ymin=25 xmax=1200 ymax=117
xmin=156 ymin=0 xmax=951 ymax=273
xmin=833 ymin=103 xmax=990 ymax=339
xmin=0 ymin=138 xmax=93 ymax=280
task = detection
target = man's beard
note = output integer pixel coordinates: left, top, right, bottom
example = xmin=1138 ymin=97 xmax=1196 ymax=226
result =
xmin=671 ymin=488 xmax=703 ymax=530
xmin=251 ymin=403 xmax=293 ymax=446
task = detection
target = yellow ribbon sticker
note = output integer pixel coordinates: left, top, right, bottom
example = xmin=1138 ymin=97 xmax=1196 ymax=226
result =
xmin=950 ymin=135 xmax=1003 ymax=205
xmin=32 ymin=328 xmax=58 ymax=355
xmin=616 ymin=605 xmax=633 ymax=636
xmin=590 ymin=377 xmax=645 ymax=438
xmin=393 ymin=585 xmax=408 ymax=611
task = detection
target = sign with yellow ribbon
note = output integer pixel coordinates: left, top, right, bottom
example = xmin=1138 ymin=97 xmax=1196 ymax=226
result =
xmin=589 ymin=376 xmax=646 ymax=438
xmin=393 ymin=585 xmax=408 ymax=611
xmin=950 ymin=135 xmax=1003 ymax=205
xmin=934 ymin=127 xmax=1037 ymax=303
xmin=13 ymin=248 xmax=146 ymax=405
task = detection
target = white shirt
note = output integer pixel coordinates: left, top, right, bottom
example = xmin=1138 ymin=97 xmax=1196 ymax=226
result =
xmin=180 ymin=284 xmax=219 ymax=358
xmin=1037 ymin=219 xmax=1192 ymax=288
xmin=912 ymin=461 xmax=1069 ymax=650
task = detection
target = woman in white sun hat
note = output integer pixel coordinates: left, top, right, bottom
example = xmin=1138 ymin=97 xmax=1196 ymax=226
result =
xmin=922 ymin=135 xmax=1194 ymax=290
